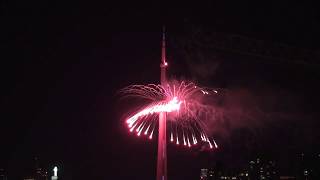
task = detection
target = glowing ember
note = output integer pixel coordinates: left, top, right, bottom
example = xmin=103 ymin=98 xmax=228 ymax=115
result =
xmin=126 ymin=97 xmax=181 ymax=127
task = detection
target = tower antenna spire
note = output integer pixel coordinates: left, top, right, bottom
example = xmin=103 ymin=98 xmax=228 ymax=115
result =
xmin=161 ymin=26 xmax=166 ymax=65
xmin=160 ymin=25 xmax=167 ymax=85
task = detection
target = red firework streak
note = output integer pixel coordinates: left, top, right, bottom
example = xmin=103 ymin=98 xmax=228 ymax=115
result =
xmin=121 ymin=28 xmax=218 ymax=180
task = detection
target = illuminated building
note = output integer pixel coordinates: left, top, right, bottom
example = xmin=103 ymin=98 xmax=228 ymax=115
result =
xmin=200 ymin=169 xmax=208 ymax=180
xmin=51 ymin=166 xmax=58 ymax=180
xmin=22 ymin=157 xmax=48 ymax=180
xmin=199 ymin=168 xmax=222 ymax=180
xmin=0 ymin=168 xmax=7 ymax=180
xmin=294 ymin=152 xmax=320 ymax=179
xmin=248 ymin=158 xmax=277 ymax=180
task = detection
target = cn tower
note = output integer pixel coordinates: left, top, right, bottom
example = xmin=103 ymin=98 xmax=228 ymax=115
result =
xmin=157 ymin=27 xmax=168 ymax=180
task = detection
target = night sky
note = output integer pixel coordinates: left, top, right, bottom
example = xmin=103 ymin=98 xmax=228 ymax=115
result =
xmin=1 ymin=1 xmax=320 ymax=179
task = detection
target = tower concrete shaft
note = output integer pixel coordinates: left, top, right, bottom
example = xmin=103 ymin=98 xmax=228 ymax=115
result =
xmin=157 ymin=27 xmax=167 ymax=180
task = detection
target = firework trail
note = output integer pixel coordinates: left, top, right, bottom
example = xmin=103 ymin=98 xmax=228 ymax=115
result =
xmin=120 ymin=80 xmax=219 ymax=149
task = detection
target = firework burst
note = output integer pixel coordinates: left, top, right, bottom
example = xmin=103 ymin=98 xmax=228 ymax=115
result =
xmin=120 ymin=81 xmax=219 ymax=149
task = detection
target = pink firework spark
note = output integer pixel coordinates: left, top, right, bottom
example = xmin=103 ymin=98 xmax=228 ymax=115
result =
xmin=120 ymin=81 xmax=219 ymax=149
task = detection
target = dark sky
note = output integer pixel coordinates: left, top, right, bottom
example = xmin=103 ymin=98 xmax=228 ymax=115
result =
xmin=1 ymin=1 xmax=320 ymax=179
